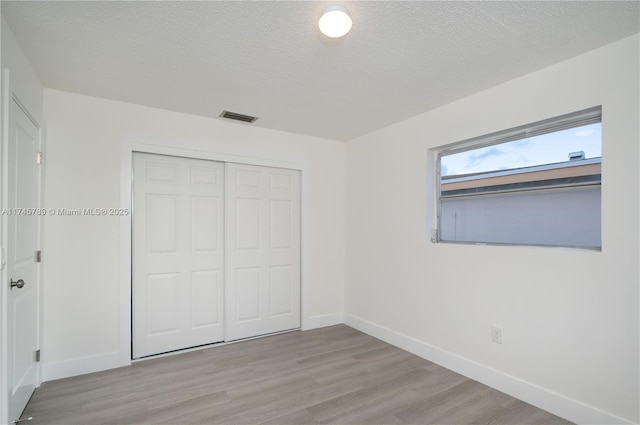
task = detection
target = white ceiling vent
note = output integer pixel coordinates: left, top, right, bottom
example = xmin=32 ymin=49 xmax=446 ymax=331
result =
xmin=219 ymin=110 xmax=258 ymax=123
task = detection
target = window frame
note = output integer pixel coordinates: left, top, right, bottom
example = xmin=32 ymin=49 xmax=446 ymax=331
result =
xmin=434 ymin=106 xmax=602 ymax=250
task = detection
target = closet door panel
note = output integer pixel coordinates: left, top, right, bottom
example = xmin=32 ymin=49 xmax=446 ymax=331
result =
xmin=133 ymin=153 xmax=225 ymax=358
xmin=226 ymin=163 xmax=301 ymax=341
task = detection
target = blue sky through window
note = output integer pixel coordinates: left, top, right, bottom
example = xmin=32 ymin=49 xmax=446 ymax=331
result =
xmin=441 ymin=123 xmax=602 ymax=177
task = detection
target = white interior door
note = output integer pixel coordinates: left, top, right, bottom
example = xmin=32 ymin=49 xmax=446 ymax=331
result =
xmin=6 ymin=98 xmax=40 ymax=422
xmin=226 ymin=163 xmax=301 ymax=341
xmin=133 ymin=153 xmax=225 ymax=358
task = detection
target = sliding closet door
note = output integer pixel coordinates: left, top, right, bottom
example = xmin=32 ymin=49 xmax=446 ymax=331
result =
xmin=133 ymin=153 xmax=225 ymax=358
xmin=226 ymin=163 xmax=301 ymax=341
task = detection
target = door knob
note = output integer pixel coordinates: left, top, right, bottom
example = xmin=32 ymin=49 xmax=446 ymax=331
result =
xmin=10 ymin=278 xmax=25 ymax=289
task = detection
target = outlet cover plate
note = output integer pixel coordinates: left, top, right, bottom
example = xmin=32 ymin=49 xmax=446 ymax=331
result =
xmin=491 ymin=326 xmax=503 ymax=344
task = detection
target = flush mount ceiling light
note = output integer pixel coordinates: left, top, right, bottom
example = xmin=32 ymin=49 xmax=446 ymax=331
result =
xmin=318 ymin=5 xmax=352 ymax=38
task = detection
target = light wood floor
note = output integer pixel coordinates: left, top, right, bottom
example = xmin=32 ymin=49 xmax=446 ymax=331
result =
xmin=23 ymin=325 xmax=572 ymax=424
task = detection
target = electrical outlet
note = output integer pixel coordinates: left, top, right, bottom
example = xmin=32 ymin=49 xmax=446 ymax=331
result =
xmin=491 ymin=326 xmax=503 ymax=344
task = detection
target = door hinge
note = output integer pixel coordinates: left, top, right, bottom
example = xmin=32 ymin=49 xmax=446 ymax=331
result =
xmin=35 ymin=349 xmax=41 ymax=362
xmin=35 ymin=250 xmax=42 ymax=263
xmin=36 ymin=152 xmax=43 ymax=165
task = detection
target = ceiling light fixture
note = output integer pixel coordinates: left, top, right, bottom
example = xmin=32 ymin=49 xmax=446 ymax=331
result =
xmin=318 ymin=5 xmax=352 ymax=38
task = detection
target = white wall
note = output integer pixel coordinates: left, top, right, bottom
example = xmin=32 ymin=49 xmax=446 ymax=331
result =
xmin=41 ymin=89 xmax=345 ymax=379
xmin=345 ymin=34 xmax=639 ymax=424
xmin=1 ymin=17 xmax=44 ymax=425
xmin=1 ymin=19 xmax=43 ymax=125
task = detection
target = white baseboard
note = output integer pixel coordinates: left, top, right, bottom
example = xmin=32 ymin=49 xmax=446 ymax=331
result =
xmin=39 ymin=314 xmax=633 ymax=425
xmin=303 ymin=312 xmax=344 ymax=331
xmin=42 ymin=351 xmax=130 ymax=382
xmin=41 ymin=312 xmax=345 ymax=382
xmin=343 ymin=313 xmax=633 ymax=425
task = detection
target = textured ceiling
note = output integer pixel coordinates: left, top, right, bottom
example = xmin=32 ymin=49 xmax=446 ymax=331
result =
xmin=2 ymin=1 xmax=639 ymax=141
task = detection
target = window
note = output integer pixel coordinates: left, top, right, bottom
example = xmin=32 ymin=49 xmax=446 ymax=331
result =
xmin=435 ymin=106 xmax=602 ymax=249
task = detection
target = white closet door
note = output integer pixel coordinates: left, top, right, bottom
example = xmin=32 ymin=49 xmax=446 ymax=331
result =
xmin=226 ymin=163 xmax=301 ymax=341
xmin=133 ymin=153 xmax=225 ymax=358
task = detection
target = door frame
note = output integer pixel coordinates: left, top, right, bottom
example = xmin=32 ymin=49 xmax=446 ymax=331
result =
xmin=119 ymin=141 xmax=308 ymax=362
xmin=1 ymin=71 xmax=43 ymax=425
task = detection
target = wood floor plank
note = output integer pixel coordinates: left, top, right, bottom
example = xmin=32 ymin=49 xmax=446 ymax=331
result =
xmin=22 ymin=325 xmax=573 ymax=425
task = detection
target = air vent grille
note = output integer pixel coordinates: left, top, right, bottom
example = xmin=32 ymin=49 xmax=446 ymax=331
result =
xmin=219 ymin=110 xmax=258 ymax=123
